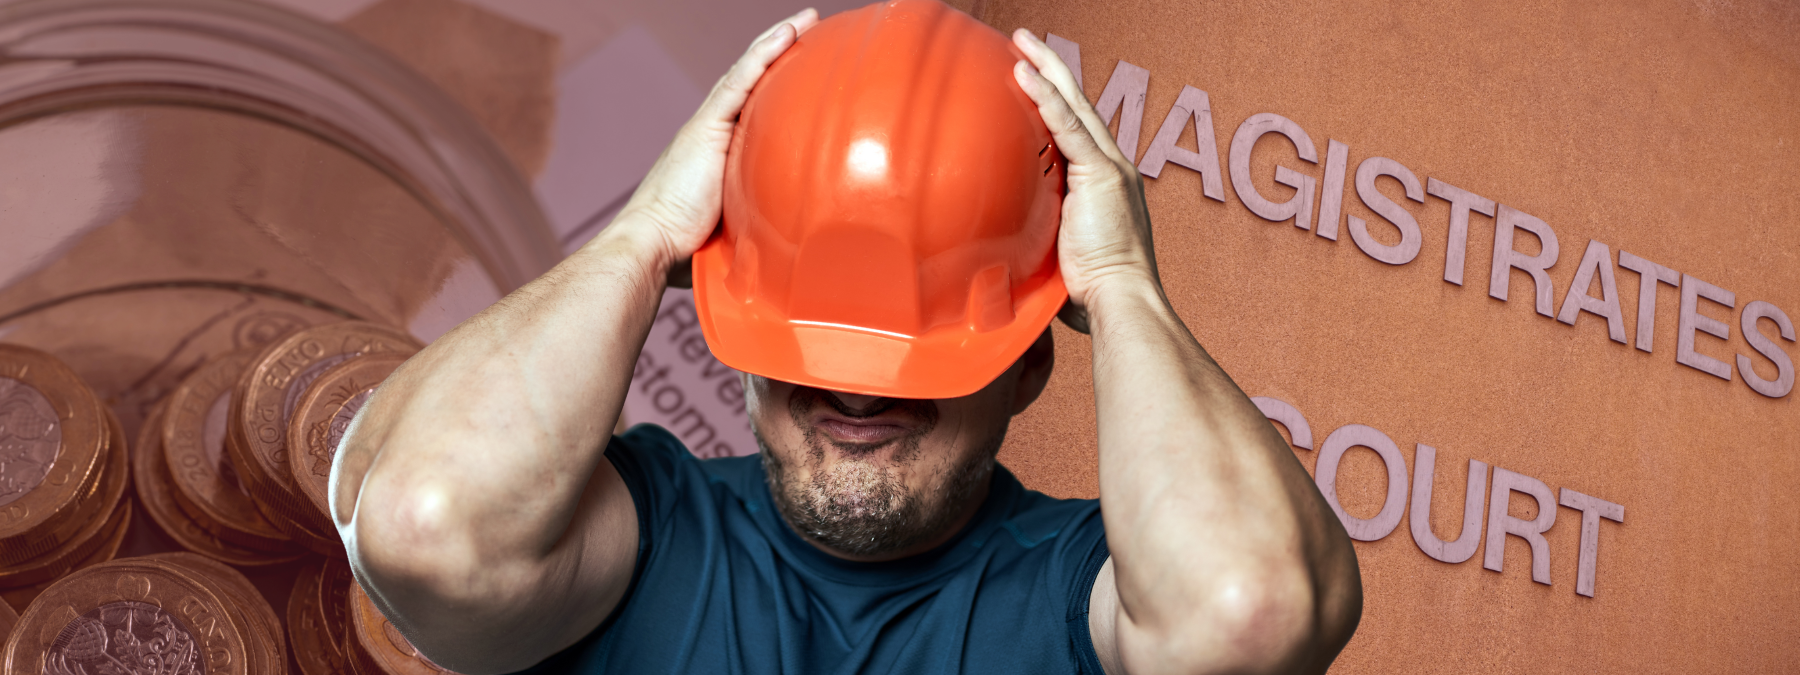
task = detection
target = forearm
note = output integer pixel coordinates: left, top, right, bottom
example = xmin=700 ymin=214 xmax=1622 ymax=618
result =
xmin=336 ymin=219 xmax=668 ymax=589
xmin=320 ymin=14 xmax=811 ymax=671
xmin=1087 ymin=274 xmax=1360 ymax=674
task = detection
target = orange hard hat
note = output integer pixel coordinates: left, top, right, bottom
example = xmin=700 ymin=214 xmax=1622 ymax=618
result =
xmin=694 ymin=0 xmax=1066 ymax=400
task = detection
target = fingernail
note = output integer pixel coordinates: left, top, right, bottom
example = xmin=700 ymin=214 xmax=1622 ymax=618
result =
xmin=1013 ymin=60 xmax=1039 ymax=90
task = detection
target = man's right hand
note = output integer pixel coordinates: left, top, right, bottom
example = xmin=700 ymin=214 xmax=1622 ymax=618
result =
xmin=331 ymin=11 xmax=813 ymax=675
xmin=605 ymin=8 xmax=820 ymax=286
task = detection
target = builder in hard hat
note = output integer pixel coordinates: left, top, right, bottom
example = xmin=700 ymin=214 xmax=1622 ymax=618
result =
xmin=334 ymin=2 xmax=1362 ymax=674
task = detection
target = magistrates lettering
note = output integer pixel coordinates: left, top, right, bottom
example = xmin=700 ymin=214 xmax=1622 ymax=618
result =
xmin=1047 ymin=34 xmax=1798 ymax=400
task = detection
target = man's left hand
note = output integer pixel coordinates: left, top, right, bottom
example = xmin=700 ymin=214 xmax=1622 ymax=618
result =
xmin=1009 ymin=29 xmax=1160 ymax=333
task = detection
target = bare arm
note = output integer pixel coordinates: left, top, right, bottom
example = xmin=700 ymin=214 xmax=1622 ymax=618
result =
xmin=1009 ymin=31 xmax=1362 ymax=675
xmin=329 ymin=12 xmax=818 ymax=674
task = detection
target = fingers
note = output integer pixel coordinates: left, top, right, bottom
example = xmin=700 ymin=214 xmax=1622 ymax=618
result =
xmin=754 ymin=7 xmax=819 ymax=43
xmin=1012 ymin=59 xmax=1117 ymax=173
xmin=695 ymin=8 xmax=818 ymax=128
xmin=1011 ymin=29 xmax=1131 ymax=168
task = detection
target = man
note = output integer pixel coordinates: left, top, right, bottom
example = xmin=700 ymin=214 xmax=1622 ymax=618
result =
xmin=332 ymin=2 xmax=1363 ymax=674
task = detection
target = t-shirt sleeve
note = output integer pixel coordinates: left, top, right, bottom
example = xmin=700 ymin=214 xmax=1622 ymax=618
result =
xmin=594 ymin=424 xmax=693 ymax=624
xmin=1055 ymin=506 xmax=1110 ymax=675
xmin=1001 ymin=491 xmax=1109 ymax=675
xmin=509 ymin=424 xmax=689 ymax=674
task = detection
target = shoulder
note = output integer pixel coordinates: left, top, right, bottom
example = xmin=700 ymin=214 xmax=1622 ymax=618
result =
xmin=607 ymin=423 xmax=752 ymax=483
xmin=988 ymin=469 xmax=1110 ymax=675
xmin=607 ymin=423 xmax=690 ymax=467
xmin=990 ymin=466 xmax=1104 ymax=550
xmin=604 ymin=425 xmax=701 ymax=520
xmin=969 ymin=467 xmax=1109 ymax=595
xmin=606 ymin=424 xmax=764 ymax=517
xmin=985 ymin=467 xmax=1110 ymax=599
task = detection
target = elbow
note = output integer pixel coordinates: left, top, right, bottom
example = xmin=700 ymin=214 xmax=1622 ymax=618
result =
xmin=349 ymin=475 xmax=549 ymax=675
xmin=1120 ymin=560 xmax=1362 ymax=675
xmin=347 ymin=468 xmax=506 ymax=609
xmin=1129 ymin=573 xmax=1312 ymax=675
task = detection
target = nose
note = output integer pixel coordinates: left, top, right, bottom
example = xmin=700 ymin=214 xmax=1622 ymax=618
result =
xmin=829 ymin=390 xmax=883 ymax=414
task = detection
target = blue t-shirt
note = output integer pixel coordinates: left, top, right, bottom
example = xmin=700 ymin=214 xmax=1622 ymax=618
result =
xmin=516 ymin=424 xmax=1111 ymax=674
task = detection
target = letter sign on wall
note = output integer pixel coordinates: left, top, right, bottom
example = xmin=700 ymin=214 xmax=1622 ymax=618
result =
xmin=1315 ymin=424 xmax=1408 ymax=542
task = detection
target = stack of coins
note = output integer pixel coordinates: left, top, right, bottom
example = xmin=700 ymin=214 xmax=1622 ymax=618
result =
xmin=0 ymin=553 xmax=284 ymax=674
xmin=0 ymin=590 xmax=15 ymax=644
xmin=0 ymin=346 xmax=133 ymax=611
xmin=1 ymin=322 xmax=468 ymax=674
xmin=288 ymin=557 xmax=356 ymax=674
xmin=158 ymin=348 xmax=309 ymax=566
xmin=289 ymin=352 xmax=411 ymax=530
xmin=135 ymin=401 xmax=308 ymax=568
xmin=348 ymin=582 xmax=457 ymax=675
xmin=228 ymin=322 xmax=421 ymax=556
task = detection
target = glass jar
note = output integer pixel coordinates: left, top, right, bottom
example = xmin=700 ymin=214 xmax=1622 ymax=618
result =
xmin=0 ymin=0 xmax=559 ymax=439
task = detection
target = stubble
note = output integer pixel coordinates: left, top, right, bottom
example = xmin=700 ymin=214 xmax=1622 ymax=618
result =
xmin=759 ymin=389 xmax=999 ymax=558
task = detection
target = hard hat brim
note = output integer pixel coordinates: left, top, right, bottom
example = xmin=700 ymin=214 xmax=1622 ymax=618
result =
xmin=691 ymin=236 xmax=1067 ymax=400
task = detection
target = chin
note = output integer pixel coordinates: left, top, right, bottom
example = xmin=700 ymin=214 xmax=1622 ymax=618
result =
xmin=759 ymin=424 xmax=1002 ymax=559
xmin=817 ymin=456 xmax=904 ymax=507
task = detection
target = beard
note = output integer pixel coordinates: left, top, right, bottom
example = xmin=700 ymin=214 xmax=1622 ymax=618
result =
xmin=758 ymin=388 xmax=1001 ymax=558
